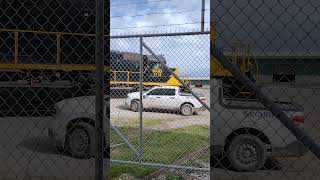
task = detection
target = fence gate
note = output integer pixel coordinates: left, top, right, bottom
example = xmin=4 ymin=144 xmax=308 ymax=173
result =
xmin=110 ymin=32 xmax=210 ymax=178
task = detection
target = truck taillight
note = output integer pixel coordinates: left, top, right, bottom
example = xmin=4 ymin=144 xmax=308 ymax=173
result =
xmin=200 ymin=96 xmax=206 ymax=101
xmin=292 ymin=115 xmax=304 ymax=123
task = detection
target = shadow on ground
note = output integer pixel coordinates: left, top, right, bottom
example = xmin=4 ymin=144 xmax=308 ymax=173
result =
xmin=211 ymin=155 xmax=282 ymax=172
xmin=116 ymin=104 xmax=199 ymax=116
xmin=18 ymin=136 xmax=68 ymax=156
xmin=18 ymin=136 xmax=109 ymax=159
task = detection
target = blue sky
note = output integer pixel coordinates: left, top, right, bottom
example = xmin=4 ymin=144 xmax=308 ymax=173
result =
xmin=110 ymin=0 xmax=210 ymax=34
xmin=110 ymin=0 xmax=210 ymax=78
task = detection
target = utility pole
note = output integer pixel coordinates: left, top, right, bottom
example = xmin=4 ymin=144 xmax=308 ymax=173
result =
xmin=201 ymin=0 xmax=205 ymax=32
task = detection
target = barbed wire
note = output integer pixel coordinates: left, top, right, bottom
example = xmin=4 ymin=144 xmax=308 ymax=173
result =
xmin=111 ymin=9 xmax=209 ymax=18
xmin=111 ymin=22 xmax=209 ymax=30
xmin=111 ymin=0 xmax=170 ymax=7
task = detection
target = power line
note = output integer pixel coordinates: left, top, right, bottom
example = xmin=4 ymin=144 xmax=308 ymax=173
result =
xmin=111 ymin=22 xmax=209 ymax=30
xmin=111 ymin=9 xmax=197 ymax=18
xmin=111 ymin=0 xmax=170 ymax=7
xmin=111 ymin=9 xmax=210 ymax=18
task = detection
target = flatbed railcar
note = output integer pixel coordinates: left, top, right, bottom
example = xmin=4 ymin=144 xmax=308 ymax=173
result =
xmin=0 ymin=0 xmax=184 ymax=116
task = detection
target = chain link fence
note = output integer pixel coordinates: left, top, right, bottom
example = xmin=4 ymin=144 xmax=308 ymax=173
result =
xmin=110 ymin=32 xmax=210 ymax=179
xmin=211 ymin=0 xmax=320 ymax=179
xmin=0 ymin=1 xmax=210 ymax=179
xmin=0 ymin=0 xmax=110 ymax=179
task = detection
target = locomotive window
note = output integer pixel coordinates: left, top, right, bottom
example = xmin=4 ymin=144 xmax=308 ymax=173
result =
xmin=153 ymin=64 xmax=161 ymax=69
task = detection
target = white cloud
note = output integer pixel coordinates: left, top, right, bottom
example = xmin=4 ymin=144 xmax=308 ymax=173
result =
xmin=110 ymin=0 xmax=210 ymax=34
xmin=110 ymin=0 xmax=210 ymax=78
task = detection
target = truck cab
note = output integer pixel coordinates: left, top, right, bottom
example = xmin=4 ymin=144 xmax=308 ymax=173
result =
xmin=211 ymin=79 xmax=307 ymax=171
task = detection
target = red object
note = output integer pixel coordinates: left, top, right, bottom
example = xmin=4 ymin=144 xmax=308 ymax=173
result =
xmin=292 ymin=115 xmax=305 ymax=123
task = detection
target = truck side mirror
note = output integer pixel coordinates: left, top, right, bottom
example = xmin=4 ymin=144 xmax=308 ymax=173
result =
xmin=143 ymin=95 xmax=146 ymax=99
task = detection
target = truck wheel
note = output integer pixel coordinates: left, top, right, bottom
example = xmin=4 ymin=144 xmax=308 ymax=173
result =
xmin=181 ymin=104 xmax=193 ymax=116
xmin=65 ymin=122 xmax=95 ymax=159
xmin=227 ymin=134 xmax=267 ymax=171
xmin=131 ymin=100 xmax=140 ymax=112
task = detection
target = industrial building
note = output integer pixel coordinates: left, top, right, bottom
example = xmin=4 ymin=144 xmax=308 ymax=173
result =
xmin=254 ymin=55 xmax=320 ymax=85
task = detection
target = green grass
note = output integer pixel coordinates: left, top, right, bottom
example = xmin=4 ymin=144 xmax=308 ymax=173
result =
xmin=110 ymin=125 xmax=209 ymax=178
xmin=114 ymin=118 xmax=178 ymax=128
xmin=166 ymin=173 xmax=183 ymax=180
xmin=110 ymin=164 xmax=157 ymax=179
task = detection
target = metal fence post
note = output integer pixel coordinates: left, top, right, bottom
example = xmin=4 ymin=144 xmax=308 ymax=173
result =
xmin=139 ymin=37 xmax=144 ymax=162
xmin=95 ymin=0 xmax=105 ymax=179
xmin=201 ymin=0 xmax=205 ymax=32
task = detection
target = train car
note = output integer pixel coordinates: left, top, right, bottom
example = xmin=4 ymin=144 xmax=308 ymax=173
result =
xmin=110 ymin=51 xmax=182 ymax=90
xmin=0 ymin=0 xmax=183 ymax=116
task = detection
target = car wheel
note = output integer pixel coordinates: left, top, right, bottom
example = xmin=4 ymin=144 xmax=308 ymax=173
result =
xmin=181 ymin=104 xmax=193 ymax=116
xmin=227 ymin=134 xmax=267 ymax=171
xmin=65 ymin=122 xmax=95 ymax=159
xmin=131 ymin=100 xmax=140 ymax=112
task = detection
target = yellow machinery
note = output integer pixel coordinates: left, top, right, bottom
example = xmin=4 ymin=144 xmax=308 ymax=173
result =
xmin=0 ymin=29 xmax=108 ymax=72
xmin=210 ymin=22 xmax=259 ymax=79
xmin=0 ymin=29 xmax=185 ymax=88
xmin=210 ymin=22 xmax=259 ymax=98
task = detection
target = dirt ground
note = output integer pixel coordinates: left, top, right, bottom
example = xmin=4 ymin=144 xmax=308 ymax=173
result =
xmin=3 ymin=84 xmax=320 ymax=179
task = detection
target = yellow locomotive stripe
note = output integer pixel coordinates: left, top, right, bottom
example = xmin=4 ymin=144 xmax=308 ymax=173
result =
xmin=0 ymin=63 xmax=110 ymax=72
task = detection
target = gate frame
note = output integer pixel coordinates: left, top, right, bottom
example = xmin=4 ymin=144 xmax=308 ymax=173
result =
xmin=109 ymin=31 xmax=210 ymax=172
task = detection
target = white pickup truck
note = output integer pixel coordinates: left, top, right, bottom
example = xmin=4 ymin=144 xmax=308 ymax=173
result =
xmin=125 ymin=86 xmax=206 ymax=116
xmin=47 ymin=80 xmax=308 ymax=164
xmin=212 ymin=79 xmax=308 ymax=171
xmin=48 ymin=95 xmax=109 ymax=158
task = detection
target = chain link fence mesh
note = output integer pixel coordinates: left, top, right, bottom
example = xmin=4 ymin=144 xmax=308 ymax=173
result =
xmin=211 ymin=0 xmax=320 ymax=179
xmin=0 ymin=0 xmax=110 ymax=179
xmin=109 ymin=33 xmax=210 ymax=179
xmin=0 ymin=0 xmax=210 ymax=179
